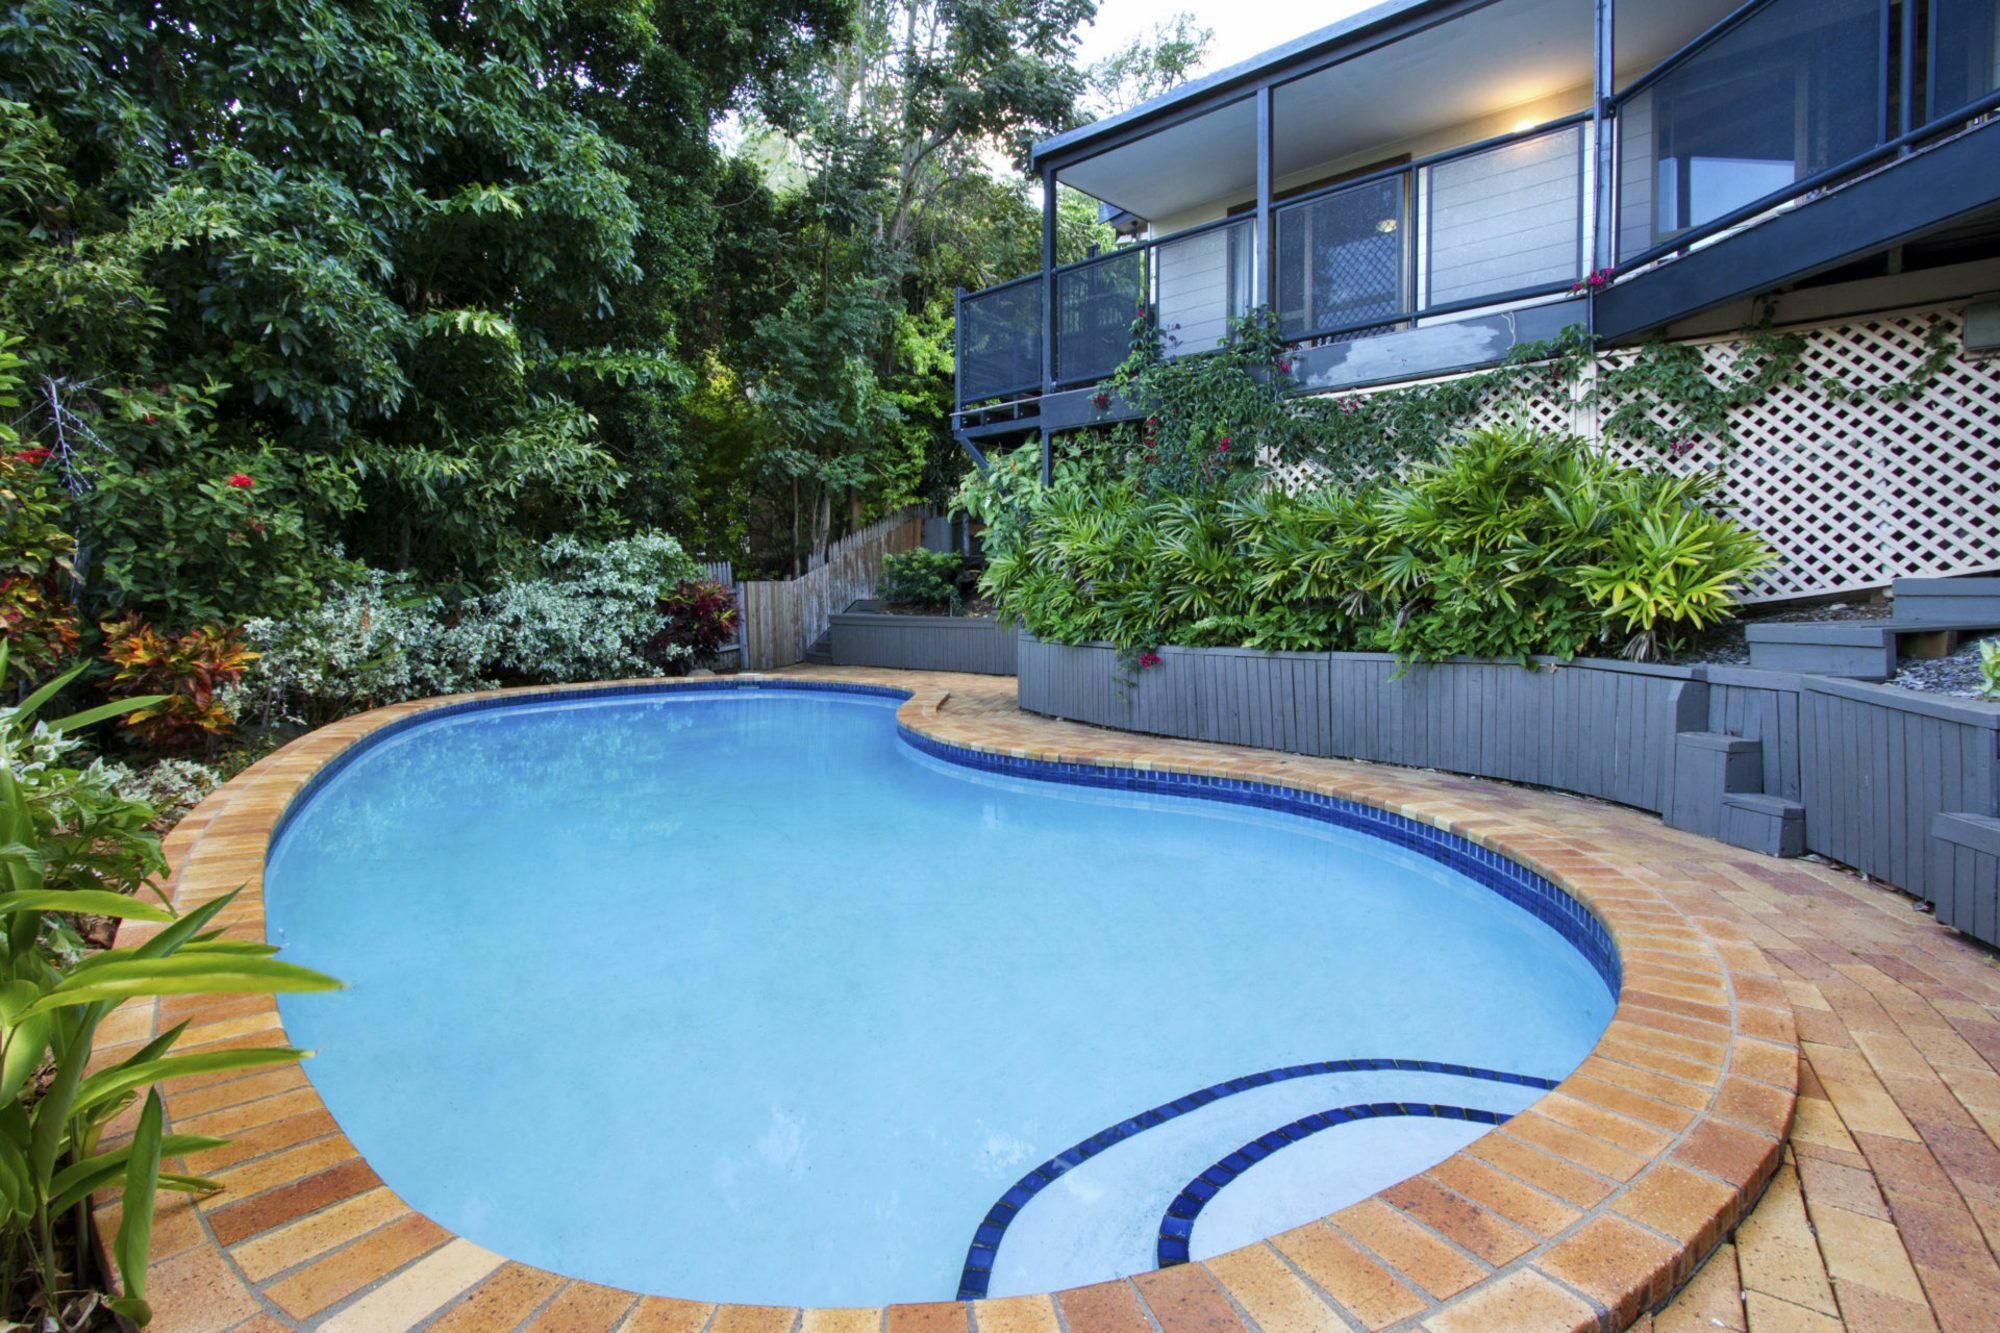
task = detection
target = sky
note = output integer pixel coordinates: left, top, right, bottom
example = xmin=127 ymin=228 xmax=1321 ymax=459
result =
xmin=1074 ymin=0 xmax=1379 ymax=84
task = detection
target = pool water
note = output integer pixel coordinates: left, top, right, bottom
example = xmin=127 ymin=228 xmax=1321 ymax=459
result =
xmin=267 ymin=689 xmax=1612 ymax=1306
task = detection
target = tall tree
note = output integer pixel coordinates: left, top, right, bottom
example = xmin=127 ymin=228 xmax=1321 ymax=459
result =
xmin=0 ymin=0 xmax=850 ymax=602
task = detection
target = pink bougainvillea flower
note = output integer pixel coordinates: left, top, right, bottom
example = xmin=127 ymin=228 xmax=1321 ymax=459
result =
xmin=226 ymin=473 xmax=255 ymax=488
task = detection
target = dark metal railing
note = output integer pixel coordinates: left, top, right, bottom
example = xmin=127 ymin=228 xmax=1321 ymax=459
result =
xmin=957 ymin=0 xmax=2000 ymax=410
xmin=954 ymin=273 xmax=1044 ymax=406
xmin=1611 ymin=0 xmax=2000 ymax=270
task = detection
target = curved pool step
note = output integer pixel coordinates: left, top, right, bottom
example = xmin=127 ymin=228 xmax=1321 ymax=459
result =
xmin=1155 ymin=1102 xmax=1514 ymax=1267
xmin=959 ymin=1059 xmax=1557 ymax=1300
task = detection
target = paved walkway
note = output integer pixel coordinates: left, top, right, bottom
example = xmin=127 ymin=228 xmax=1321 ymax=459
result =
xmin=911 ymin=672 xmax=2000 ymax=1333
xmin=98 ymin=668 xmax=2000 ymax=1330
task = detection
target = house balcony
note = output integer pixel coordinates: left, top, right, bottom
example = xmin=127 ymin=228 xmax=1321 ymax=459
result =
xmin=953 ymin=0 xmax=2000 ymax=454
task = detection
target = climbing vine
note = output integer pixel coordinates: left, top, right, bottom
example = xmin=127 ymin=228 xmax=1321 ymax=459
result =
xmin=1093 ymin=306 xmax=1961 ymax=486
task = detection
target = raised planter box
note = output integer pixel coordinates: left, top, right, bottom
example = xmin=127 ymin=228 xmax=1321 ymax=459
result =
xmin=1744 ymin=622 xmax=1898 ymax=680
xmin=1018 ymin=635 xmax=2000 ymax=947
xmin=1747 ymin=579 xmax=2000 ymax=678
xmin=828 ymin=602 xmax=1018 ymax=675
xmin=1895 ymin=576 xmax=2000 ymax=622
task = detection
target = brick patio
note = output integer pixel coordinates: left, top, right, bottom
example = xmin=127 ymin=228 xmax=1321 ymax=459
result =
xmin=89 ymin=669 xmax=2000 ymax=1330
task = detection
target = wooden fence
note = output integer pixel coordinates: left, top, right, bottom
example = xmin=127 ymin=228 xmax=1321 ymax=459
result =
xmin=736 ymin=510 xmax=925 ymax=668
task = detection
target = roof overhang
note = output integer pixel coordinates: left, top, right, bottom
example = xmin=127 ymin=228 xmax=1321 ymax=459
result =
xmin=1039 ymin=0 xmax=1742 ymax=223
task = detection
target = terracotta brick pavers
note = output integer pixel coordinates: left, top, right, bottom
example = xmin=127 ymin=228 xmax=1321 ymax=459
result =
xmin=78 ymin=667 xmax=1998 ymax=1330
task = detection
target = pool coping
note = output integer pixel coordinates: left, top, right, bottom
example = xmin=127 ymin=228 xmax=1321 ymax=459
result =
xmin=91 ymin=671 xmax=1799 ymax=1332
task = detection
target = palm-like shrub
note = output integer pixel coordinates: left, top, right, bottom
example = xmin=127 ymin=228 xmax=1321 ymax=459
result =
xmin=974 ymin=425 xmax=1769 ymax=664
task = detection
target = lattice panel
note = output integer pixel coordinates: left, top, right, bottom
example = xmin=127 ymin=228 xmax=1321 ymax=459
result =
xmin=1267 ymin=308 xmax=2000 ymax=603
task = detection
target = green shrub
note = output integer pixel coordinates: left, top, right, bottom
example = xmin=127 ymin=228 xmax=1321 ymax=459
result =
xmin=248 ymin=532 xmax=702 ymax=723
xmin=245 ymin=570 xmax=499 ymax=727
xmin=478 ymin=531 xmax=699 ymax=683
xmin=877 ymin=548 xmax=964 ymax=611
xmin=973 ymin=425 xmax=1769 ymax=664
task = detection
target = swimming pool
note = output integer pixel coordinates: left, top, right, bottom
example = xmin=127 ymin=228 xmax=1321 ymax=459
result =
xmin=266 ymin=685 xmax=1615 ymax=1308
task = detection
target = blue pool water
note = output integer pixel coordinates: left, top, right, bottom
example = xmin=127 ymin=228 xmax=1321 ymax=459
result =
xmin=266 ymin=688 xmax=1613 ymax=1306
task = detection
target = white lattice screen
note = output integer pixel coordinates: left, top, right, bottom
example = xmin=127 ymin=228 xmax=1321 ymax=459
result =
xmin=1266 ymin=307 xmax=2000 ymax=603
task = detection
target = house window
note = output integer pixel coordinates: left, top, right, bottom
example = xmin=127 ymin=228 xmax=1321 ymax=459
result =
xmin=1274 ymin=175 xmax=1409 ymax=340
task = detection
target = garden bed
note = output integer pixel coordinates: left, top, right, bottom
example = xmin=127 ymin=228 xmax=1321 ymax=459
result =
xmin=1017 ymin=635 xmax=2000 ymax=947
xmin=827 ymin=601 xmax=1018 ymax=675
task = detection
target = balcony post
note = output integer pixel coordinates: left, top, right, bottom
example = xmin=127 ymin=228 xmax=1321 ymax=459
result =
xmin=1255 ymin=85 xmax=1274 ymax=310
xmin=1591 ymin=0 xmax=1615 ymax=277
xmin=1040 ymin=164 xmax=1057 ymax=485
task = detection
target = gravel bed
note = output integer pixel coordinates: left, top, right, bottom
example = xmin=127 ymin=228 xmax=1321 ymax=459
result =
xmin=1671 ymin=600 xmax=1892 ymax=669
xmin=1891 ymin=637 xmax=2000 ymax=700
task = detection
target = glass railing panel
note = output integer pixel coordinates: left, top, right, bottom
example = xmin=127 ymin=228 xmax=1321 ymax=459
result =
xmin=1151 ymin=219 xmax=1255 ymax=359
xmin=957 ymin=277 xmax=1043 ymax=405
xmin=1424 ymin=122 xmax=1584 ymax=308
xmin=1929 ymin=0 xmax=2000 ymax=121
xmin=1616 ymin=0 xmax=1884 ymax=263
xmin=1274 ymin=175 xmax=1410 ymax=340
xmin=1054 ymin=247 xmax=1147 ymax=385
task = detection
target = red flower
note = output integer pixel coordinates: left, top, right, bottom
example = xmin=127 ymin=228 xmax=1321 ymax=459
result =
xmin=1138 ymin=651 xmax=1162 ymax=669
xmin=1218 ymin=438 xmax=1231 ymax=453
xmin=226 ymin=473 xmax=255 ymax=489
xmin=246 ymin=519 xmax=267 ymax=534
xmin=142 ymin=414 xmax=156 ymax=424
xmin=10 ymin=447 xmax=51 ymax=465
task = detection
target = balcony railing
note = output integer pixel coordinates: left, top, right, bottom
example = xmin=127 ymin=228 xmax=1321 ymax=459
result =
xmin=955 ymin=274 xmax=1043 ymax=406
xmin=1613 ymin=0 xmax=2000 ymax=268
xmin=954 ymin=0 xmax=2000 ymax=412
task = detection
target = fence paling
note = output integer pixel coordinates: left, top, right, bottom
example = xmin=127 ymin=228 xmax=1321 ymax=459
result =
xmin=736 ymin=510 xmax=924 ymax=668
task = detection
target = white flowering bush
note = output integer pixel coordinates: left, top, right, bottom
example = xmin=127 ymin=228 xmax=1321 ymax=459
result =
xmin=245 ymin=532 xmax=698 ymax=727
xmin=245 ymin=569 xmax=499 ymax=727
xmin=478 ymin=531 xmax=697 ymax=683
xmin=102 ymin=757 xmax=225 ymax=825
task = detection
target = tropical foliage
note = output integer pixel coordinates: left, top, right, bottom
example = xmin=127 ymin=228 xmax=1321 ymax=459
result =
xmin=652 ymin=581 xmax=741 ymax=669
xmin=877 ymin=548 xmax=965 ymax=611
xmin=0 ymin=651 xmax=340 ymax=1328
xmin=968 ymin=425 xmax=1771 ymax=664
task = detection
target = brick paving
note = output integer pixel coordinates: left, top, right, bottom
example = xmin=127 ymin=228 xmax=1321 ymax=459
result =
xmin=86 ymin=669 xmax=2000 ymax=1329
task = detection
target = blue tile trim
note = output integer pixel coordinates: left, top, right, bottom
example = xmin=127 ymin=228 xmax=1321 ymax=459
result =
xmin=954 ymin=1060 xmax=1556 ymax=1301
xmin=897 ymin=726 xmax=1621 ymax=998
xmin=1154 ymin=1102 xmax=1516 ymax=1269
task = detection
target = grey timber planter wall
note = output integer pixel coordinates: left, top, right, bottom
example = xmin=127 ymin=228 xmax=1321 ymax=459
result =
xmin=1016 ymin=634 xmax=2000 ymax=947
xmin=828 ymin=605 xmax=1018 ymax=675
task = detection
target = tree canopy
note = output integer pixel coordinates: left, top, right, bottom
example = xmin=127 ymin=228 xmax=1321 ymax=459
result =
xmin=0 ymin=0 xmax=1211 ymax=614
